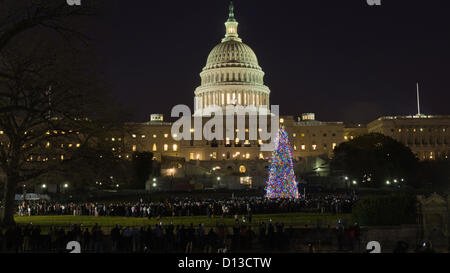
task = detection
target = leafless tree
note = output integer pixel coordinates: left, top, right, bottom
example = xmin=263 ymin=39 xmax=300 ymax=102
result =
xmin=0 ymin=0 xmax=124 ymax=226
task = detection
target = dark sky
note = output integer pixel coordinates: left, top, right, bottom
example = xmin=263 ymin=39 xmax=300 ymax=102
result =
xmin=89 ymin=0 xmax=450 ymax=123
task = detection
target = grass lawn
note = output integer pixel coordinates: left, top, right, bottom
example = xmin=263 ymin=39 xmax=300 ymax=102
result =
xmin=13 ymin=213 xmax=351 ymax=234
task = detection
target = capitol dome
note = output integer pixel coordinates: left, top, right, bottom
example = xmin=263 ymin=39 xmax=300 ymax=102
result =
xmin=204 ymin=40 xmax=261 ymax=71
xmin=194 ymin=2 xmax=271 ymax=116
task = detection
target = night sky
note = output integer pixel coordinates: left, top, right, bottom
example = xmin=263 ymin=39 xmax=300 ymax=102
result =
xmin=89 ymin=0 xmax=450 ymax=123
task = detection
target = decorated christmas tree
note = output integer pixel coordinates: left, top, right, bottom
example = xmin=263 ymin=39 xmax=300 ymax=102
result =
xmin=265 ymin=125 xmax=299 ymax=199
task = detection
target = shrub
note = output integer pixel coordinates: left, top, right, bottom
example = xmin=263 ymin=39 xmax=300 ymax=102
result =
xmin=352 ymin=194 xmax=417 ymax=226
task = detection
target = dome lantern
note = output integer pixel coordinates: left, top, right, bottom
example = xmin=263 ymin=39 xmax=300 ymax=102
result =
xmin=222 ymin=2 xmax=242 ymax=43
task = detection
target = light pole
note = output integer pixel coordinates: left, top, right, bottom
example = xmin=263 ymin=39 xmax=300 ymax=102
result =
xmin=169 ymin=168 xmax=175 ymax=191
xmin=22 ymin=184 xmax=26 ymax=206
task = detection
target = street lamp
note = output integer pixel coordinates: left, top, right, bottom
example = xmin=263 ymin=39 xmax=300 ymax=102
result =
xmin=169 ymin=168 xmax=175 ymax=191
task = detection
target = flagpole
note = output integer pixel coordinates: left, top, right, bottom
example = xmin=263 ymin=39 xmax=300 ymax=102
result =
xmin=416 ymin=82 xmax=421 ymax=116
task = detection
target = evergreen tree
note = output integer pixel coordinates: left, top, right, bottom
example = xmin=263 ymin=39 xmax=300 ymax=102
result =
xmin=265 ymin=126 xmax=299 ymax=199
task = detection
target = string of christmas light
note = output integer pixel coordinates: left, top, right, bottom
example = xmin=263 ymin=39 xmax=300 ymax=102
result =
xmin=265 ymin=125 xmax=299 ymax=199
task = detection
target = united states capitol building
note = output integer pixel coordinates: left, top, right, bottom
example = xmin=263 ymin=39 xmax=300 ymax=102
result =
xmin=112 ymin=3 xmax=449 ymax=190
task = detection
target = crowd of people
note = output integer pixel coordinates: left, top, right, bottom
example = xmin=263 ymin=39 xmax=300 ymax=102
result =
xmin=1 ymin=194 xmax=362 ymax=253
xmin=16 ymin=194 xmax=356 ymax=218
xmin=0 ymin=220 xmax=293 ymax=253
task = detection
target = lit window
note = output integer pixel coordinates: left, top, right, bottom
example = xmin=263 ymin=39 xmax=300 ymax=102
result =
xmin=235 ymin=129 xmax=239 ymax=132
xmin=60 ymin=155 xmax=64 ymax=160
xmin=76 ymin=143 xmax=80 ymax=148
xmin=280 ymin=118 xmax=284 ymax=123
xmin=240 ymin=177 xmax=252 ymax=187
xmin=111 ymin=138 xmax=115 ymax=142
xmin=141 ymin=135 xmax=146 ymax=138
xmin=152 ymin=143 xmax=157 ymax=151
xmin=312 ymin=144 xmax=317 ymax=150
xmin=173 ymin=144 xmax=178 ymax=151
xmin=164 ymin=144 xmax=168 ymax=151
xmin=46 ymin=142 xmax=50 ymax=148
xmin=235 ymin=138 xmax=240 ymax=143
xmin=190 ymin=153 xmax=195 ymax=160
xmin=301 ymin=145 xmax=306 ymax=150
xmin=301 ymin=133 xmax=305 ymax=137
xmin=239 ymin=165 xmax=246 ymax=173
xmin=258 ymin=139 xmax=263 ymax=145
xmin=164 ymin=134 xmax=168 ymax=138
xmin=259 ymin=153 xmax=264 ymax=159
xmin=196 ymin=154 xmax=200 ymax=160
xmin=190 ymin=128 xmax=195 ymax=133
xmin=0 ymin=130 xmax=3 ymax=134
xmin=245 ymin=153 xmax=250 ymax=159
xmin=294 ymin=145 xmax=297 ymax=151
xmin=132 ymin=134 xmax=136 ymax=138
xmin=68 ymin=143 xmax=73 ymax=148
xmin=293 ymin=133 xmax=296 ymax=137
xmin=332 ymin=143 xmax=337 ymax=149
xmin=420 ymin=128 xmax=423 ymax=132
xmin=211 ymin=152 xmax=217 ymax=159
xmin=153 ymin=134 xmax=157 ymax=138
xmin=132 ymin=145 xmax=136 ymax=152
